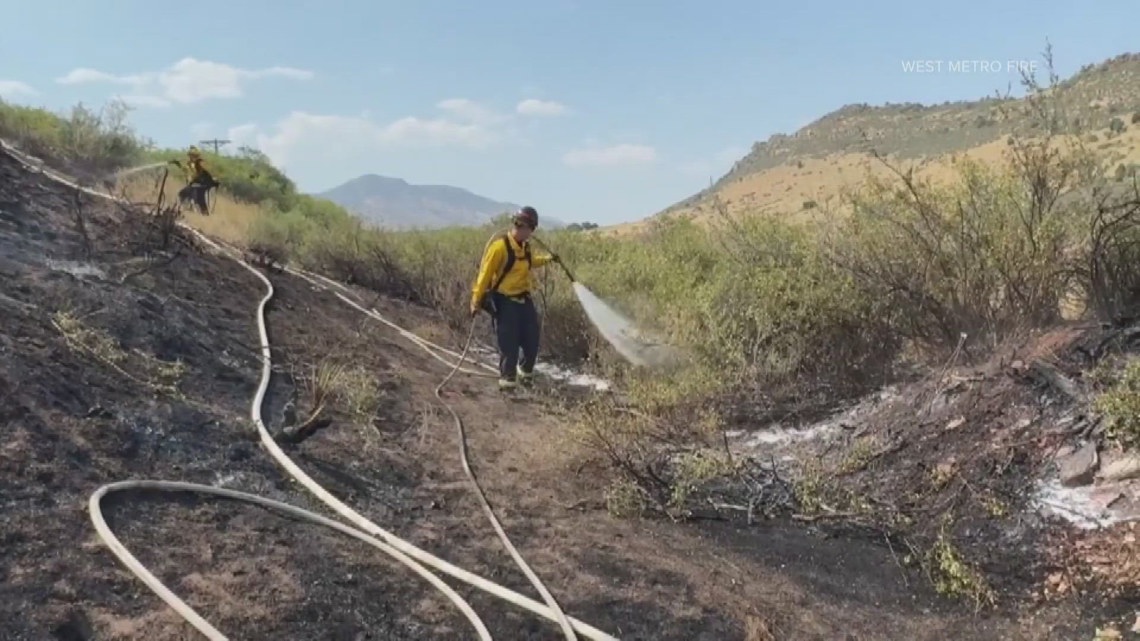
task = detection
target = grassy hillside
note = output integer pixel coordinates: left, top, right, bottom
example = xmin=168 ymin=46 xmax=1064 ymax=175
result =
xmin=614 ymin=50 xmax=1140 ymax=233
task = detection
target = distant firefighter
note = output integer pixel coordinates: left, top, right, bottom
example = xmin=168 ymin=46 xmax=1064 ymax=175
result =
xmin=168 ymin=145 xmax=219 ymax=214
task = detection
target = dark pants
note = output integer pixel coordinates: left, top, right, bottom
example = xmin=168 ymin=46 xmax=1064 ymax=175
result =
xmin=491 ymin=292 xmax=540 ymax=380
xmin=178 ymin=183 xmax=210 ymax=214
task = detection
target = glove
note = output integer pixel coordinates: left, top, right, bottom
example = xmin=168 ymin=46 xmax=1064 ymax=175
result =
xmin=168 ymin=159 xmax=182 ymax=167
xmin=550 ymin=253 xmax=561 ymax=263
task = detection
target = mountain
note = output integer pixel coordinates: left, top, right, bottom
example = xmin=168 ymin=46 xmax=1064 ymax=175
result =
xmin=606 ymin=51 xmax=1140 ymax=234
xmin=317 ymin=174 xmax=538 ymax=230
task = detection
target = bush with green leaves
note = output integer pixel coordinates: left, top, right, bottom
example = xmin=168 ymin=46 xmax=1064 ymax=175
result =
xmin=1094 ymin=358 xmax=1140 ymax=450
xmin=828 ymin=155 xmax=1074 ymax=354
xmin=0 ymin=98 xmax=146 ymax=177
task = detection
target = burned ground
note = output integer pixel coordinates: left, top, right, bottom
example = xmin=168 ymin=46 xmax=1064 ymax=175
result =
xmin=720 ymin=324 xmax=1140 ymax=638
xmin=0 ymin=146 xmax=1133 ymax=641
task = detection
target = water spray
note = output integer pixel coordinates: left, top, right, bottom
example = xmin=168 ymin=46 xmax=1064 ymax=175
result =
xmin=531 ymin=236 xmax=679 ymax=368
xmin=112 ymin=162 xmax=168 ymax=180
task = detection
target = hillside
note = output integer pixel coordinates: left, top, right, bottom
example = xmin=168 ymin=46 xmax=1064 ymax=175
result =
xmin=318 ymin=173 xmax=525 ymax=230
xmin=4 ymin=138 xmax=1097 ymax=641
xmin=616 ymin=51 xmax=1140 ymax=233
xmin=6 ymin=49 xmax=1140 ymax=640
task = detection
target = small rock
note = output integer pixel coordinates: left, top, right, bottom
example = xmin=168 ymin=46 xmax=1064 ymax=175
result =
xmin=1058 ymin=442 xmax=1099 ymax=487
xmin=83 ymin=405 xmax=113 ymax=419
xmin=945 ymin=417 xmax=966 ymax=430
xmin=1099 ymin=455 xmax=1140 ymax=482
xmin=1089 ymin=487 xmax=1126 ymax=511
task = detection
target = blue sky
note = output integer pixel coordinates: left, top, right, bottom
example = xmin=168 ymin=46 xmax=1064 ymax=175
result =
xmin=1 ymin=1 xmax=1136 ymax=226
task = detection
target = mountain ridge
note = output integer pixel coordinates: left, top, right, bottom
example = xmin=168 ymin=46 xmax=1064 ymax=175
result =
xmin=628 ymin=50 xmax=1140 ymax=230
xmin=318 ymin=173 xmax=555 ymax=230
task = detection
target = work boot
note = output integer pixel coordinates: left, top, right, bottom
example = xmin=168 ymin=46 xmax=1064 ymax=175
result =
xmin=517 ymin=368 xmax=534 ymax=387
xmin=498 ymin=377 xmax=517 ymax=391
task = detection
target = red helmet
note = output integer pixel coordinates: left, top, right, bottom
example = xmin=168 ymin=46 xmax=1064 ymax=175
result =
xmin=513 ymin=206 xmax=538 ymax=229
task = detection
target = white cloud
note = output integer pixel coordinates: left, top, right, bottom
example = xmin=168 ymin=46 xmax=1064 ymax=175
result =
xmin=226 ymin=123 xmax=260 ymax=146
xmin=562 ymin=143 xmax=657 ymax=168
xmin=516 ymin=98 xmax=568 ymax=116
xmin=227 ymin=101 xmax=508 ymax=168
xmin=437 ymin=98 xmax=507 ymax=126
xmin=120 ymin=94 xmax=173 ymax=108
xmin=0 ymin=80 xmax=37 ymax=97
xmin=55 ymin=57 xmax=314 ymax=107
xmin=56 ymin=69 xmax=144 ymax=86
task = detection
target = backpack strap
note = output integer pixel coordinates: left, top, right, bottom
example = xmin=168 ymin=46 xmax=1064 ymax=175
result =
xmin=488 ymin=233 xmax=511 ymax=292
xmin=485 ymin=229 xmax=528 ymax=291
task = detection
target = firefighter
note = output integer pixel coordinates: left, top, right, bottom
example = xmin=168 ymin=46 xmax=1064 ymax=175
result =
xmin=169 ymin=146 xmax=218 ymax=214
xmin=470 ymin=206 xmax=561 ymax=390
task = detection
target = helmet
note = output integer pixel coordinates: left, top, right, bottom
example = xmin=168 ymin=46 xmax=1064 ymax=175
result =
xmin=188 ymin=145 xmax=201 ymax=158
xmin=513 ymin=206 xmax=538 ymax=229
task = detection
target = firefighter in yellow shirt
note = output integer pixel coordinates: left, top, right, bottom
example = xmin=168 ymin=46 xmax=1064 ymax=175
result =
xmin=470 ymin=206 xmax=560 ymax=389
xmin=168 ymin=146 xmax=218 ymax=214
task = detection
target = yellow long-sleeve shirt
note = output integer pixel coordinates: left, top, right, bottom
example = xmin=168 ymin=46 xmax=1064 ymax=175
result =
xmin=187 ymin=157 xmax=210 ymax=183
xmin=170 ymin=156 xmax=215 ymax=184
xmin=471 ymin=231 xmax=554 ymax=309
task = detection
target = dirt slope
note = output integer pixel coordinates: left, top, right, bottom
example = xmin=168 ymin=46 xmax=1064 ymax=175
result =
xmin=0 ymin=147 xmax=1112 ymax=640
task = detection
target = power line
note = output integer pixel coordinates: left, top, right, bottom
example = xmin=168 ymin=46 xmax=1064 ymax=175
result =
xmin=198 ymin=138 xmax=231 ymax=154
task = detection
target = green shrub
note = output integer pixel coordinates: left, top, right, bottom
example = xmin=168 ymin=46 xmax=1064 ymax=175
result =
xmin=0 ymin=99 xmax=145 ymax=176
xmin=1094 ymin=358 xmax=1140 ymax=449
xmin=829 ymin=156 xmax=1073 ymax=353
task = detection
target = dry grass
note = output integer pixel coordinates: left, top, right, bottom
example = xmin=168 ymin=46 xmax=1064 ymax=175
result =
xmin=51 ymin=309 xmax=186 ymax=395
xmin=603 ymin=122 xmax=1140 ymax=236
xmin=304 ymin=358 xmax=383 ymax=423
xmin=743 ymin=615 xmax=776 ymax=641
xmin=115 ymin=173 xmax=265 ymax=248
xmin=52 ymin=310 xmax=129 ymax=364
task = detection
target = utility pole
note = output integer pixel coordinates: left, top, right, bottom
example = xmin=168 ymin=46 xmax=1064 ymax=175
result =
xmin=199 ymin=138 xmax=231 ymax=154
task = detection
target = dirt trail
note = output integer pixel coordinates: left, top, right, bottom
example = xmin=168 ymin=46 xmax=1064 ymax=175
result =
xmin=0 ymin=147 xmax=1102 ymax=640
